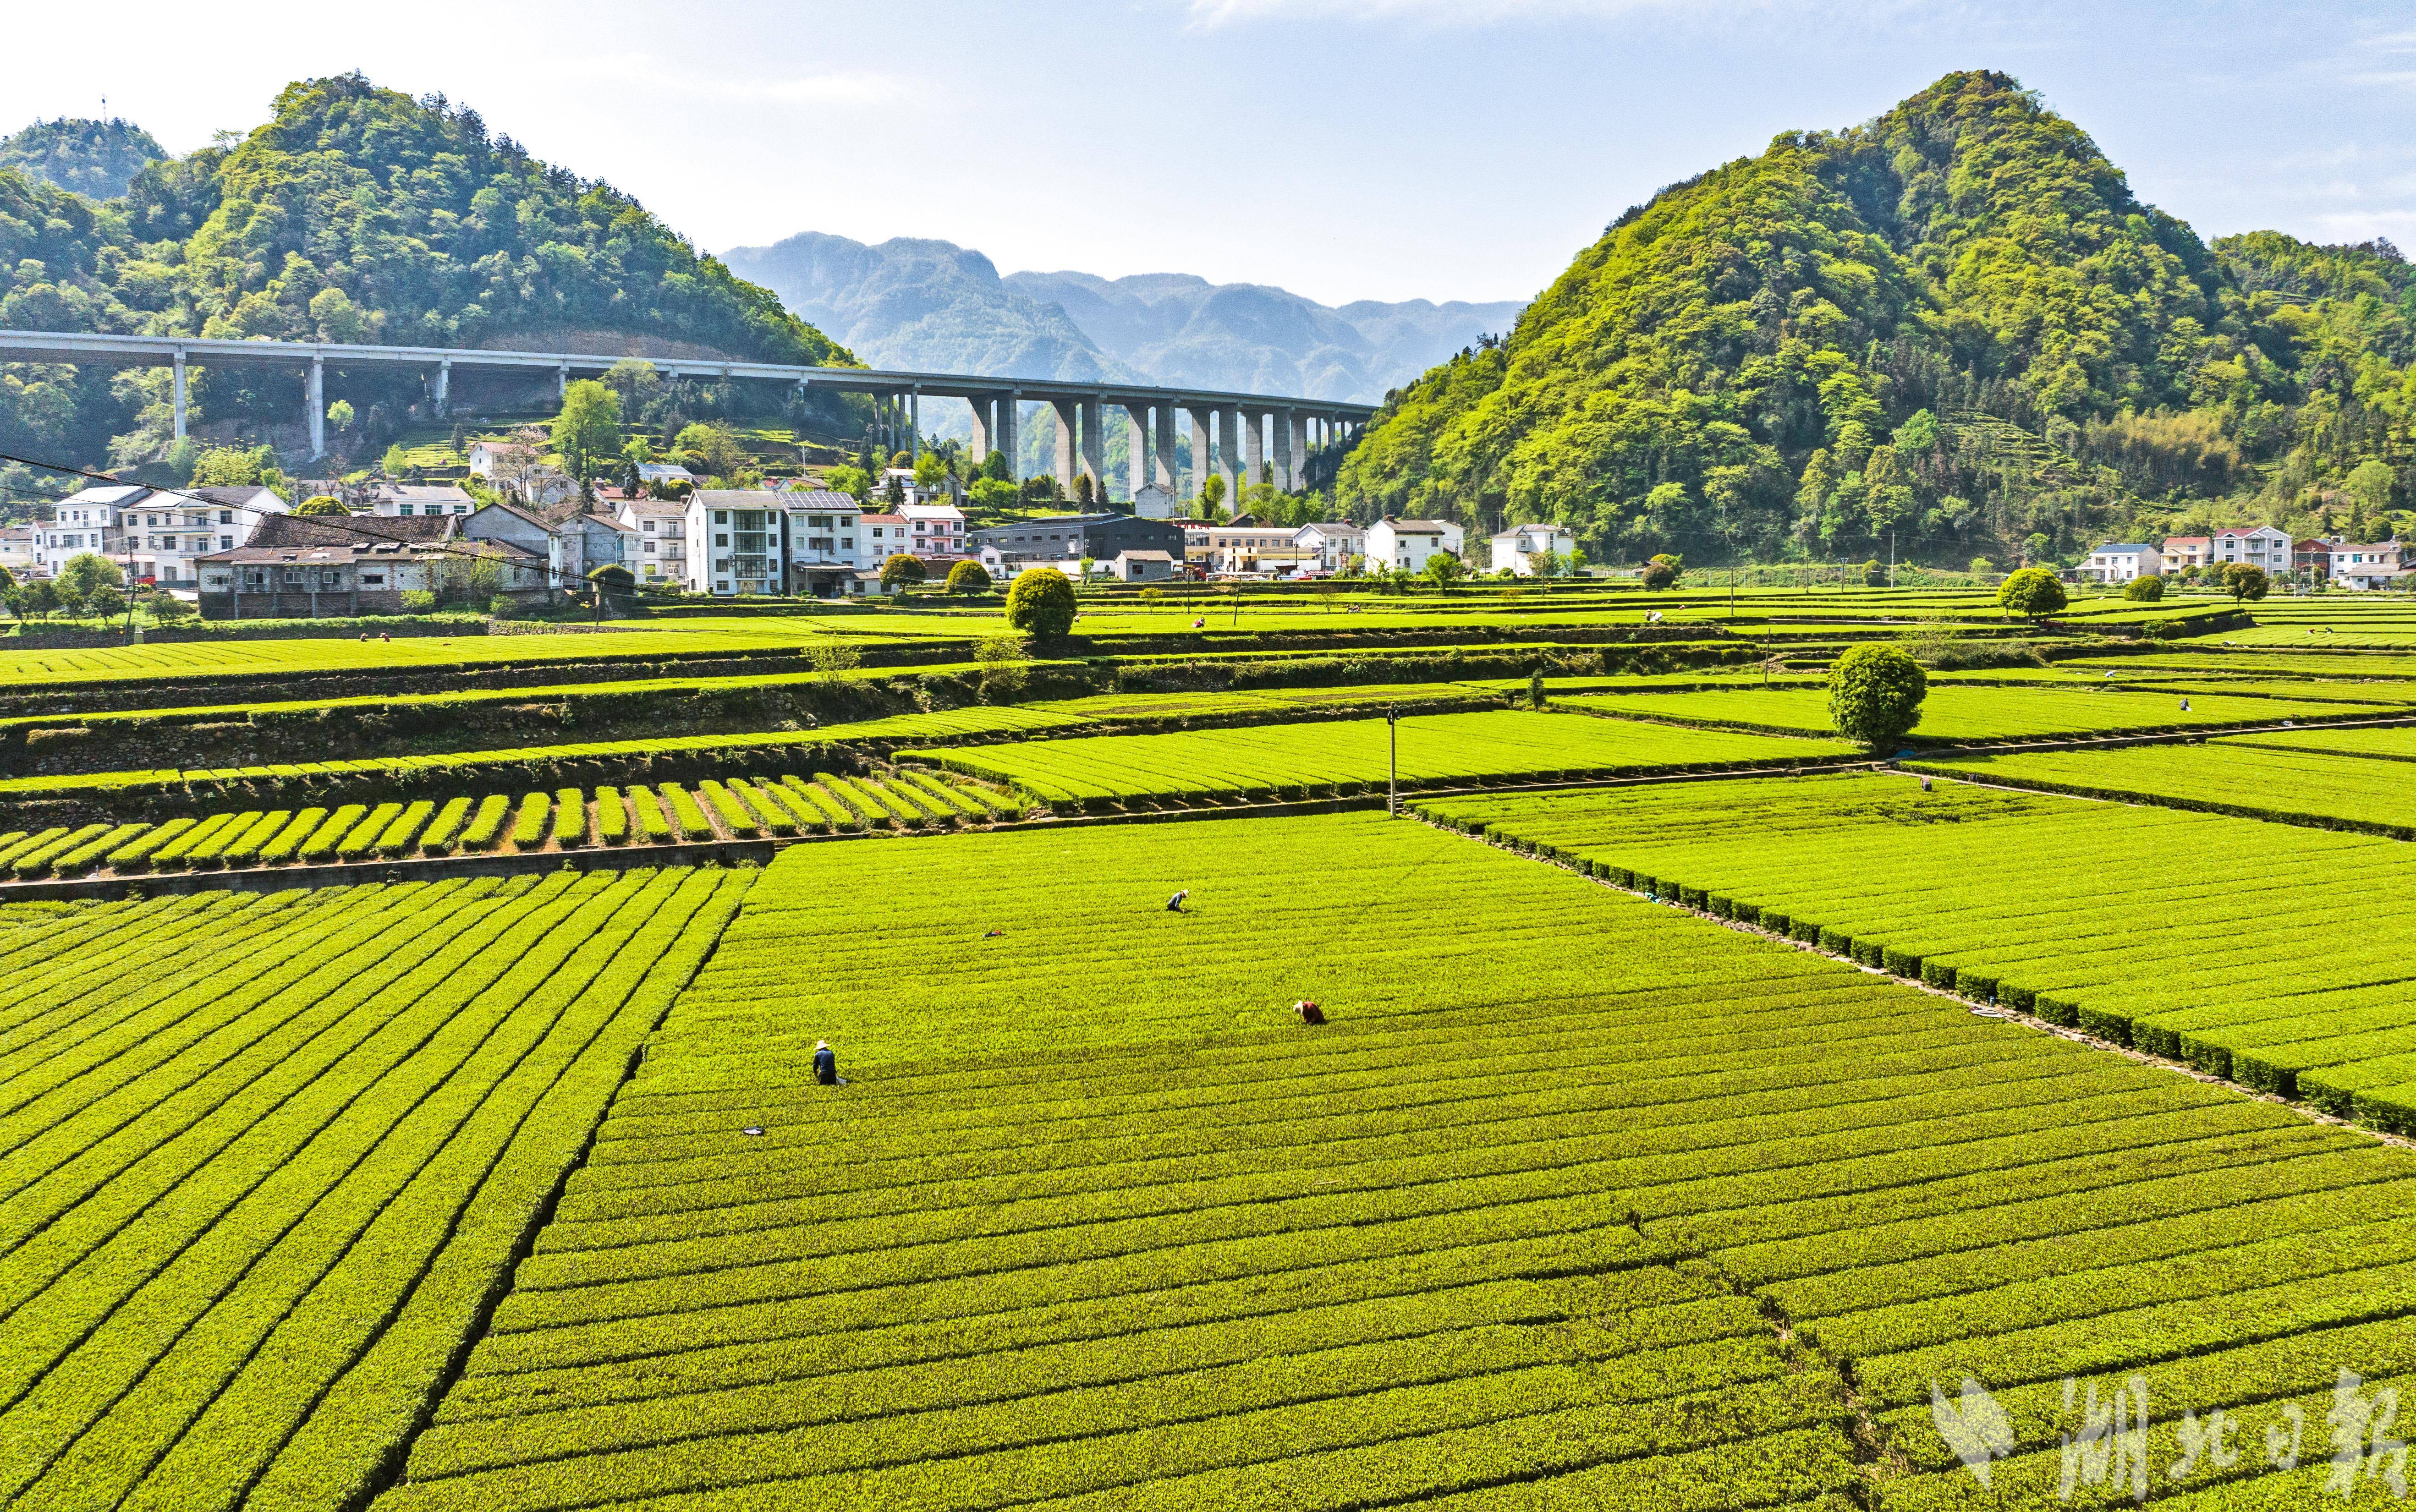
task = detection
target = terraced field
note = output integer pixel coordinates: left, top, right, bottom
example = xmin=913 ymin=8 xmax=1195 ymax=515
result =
xmin=904 ymin=708 xmax=1851 ymax=808
xmin=1564 ymin=684 xmax=2372 ymax=742
xmin=367 ymin=816 xmax=2416 ymax=1510
xmin=0 ymin=771 xmax=1024 ymax=881
xmin=1416 ymin=774 xmax=2416 ymax=1131
xmin=1906 ymin=737 xmax=2416 ymax=836
xmin=0 ymin=866 xmax=752 ymax=1509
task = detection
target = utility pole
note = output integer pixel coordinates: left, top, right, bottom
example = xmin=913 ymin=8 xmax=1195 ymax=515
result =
xmin=1388 ymin=707 xmax=1399 ymax=818
xmin=1888 ymin=529 xmax=1896 ymax=589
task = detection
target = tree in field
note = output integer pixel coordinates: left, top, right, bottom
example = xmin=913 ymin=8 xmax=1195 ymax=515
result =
xmin=190 ymin=444 xmax=280 ymax=488
xmin=587 ymin=563 xmax=634 ymax=612
xmin=1422 ymin=550 xmax=1465 ymax=591
xmin=1022 ymin=474 xmax=1062 ymax=505
xmin=2122 ymin=574 xmax=2165 ymax=601
xmin=981 ymin=449 xmax=1011 ymax=482
xmin=968 ymin=478 xmax=1018 ymax=511
xmin=1071 ymin=473 xmax=1095 ymax=507
xmin=2221 ymin=563 xmax=2270 ymax=602
xmin=879 ymin=553 xmax=927 ymax=590
xmin=55 ymin=552 xmax=122 ymax=617
xmin=1998 ymin=566 xmax=2067 ymax=620
xmin=824 ymin=465 xmax=870 ymax=502
xmin=914 ymin=451 xmax=947 ymax=488
xmin=1005 ymin=566 xmax=1078 ymax=642
xmin=293 ymin=494 xmax=349 ymax=516
xmin=1970 ymin=557 xmax=1995 ymax=575
xmin=885 ymin=472 xmax=906 ymax=508
xmin=975 ymin=632 xmax=1028 ymax=698
xmin=1638 ymin=553 xmax=1680 ymax=590
xmin=1196 ymin=473 xmax=1227 ymax=521
xmin=1828 ymin=643 xmax=1927 ymax=751
xmin=326 ymin=399 xmax=356 ymax=438
xmin=553 ymin=380 xmax=623 ymax=482
xmin=946 ymin=560 xmax=992 ymax=595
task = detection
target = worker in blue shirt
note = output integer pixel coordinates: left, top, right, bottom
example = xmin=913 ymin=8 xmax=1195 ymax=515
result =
xmin=813 ymin=1040 xmax=839 ymax=1086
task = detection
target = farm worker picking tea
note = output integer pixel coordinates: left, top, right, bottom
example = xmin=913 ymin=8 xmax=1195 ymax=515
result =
xmin=813 ymin=1040 xmax=842 ymax=1086
xmin=1166 ymin=889 xmax=1190 ymax=913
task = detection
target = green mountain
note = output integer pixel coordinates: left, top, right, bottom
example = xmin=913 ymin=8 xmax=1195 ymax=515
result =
xmin=0 ymin=117 xmax=164 ymax=201
xmin=0 ymin=73 xmax=854 ymax=478
xmin=1336 ymin=71 xmax=2416 ymax=567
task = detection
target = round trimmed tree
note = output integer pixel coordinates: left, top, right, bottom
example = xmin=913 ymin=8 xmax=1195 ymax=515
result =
xmin=1828 ymin=643 xmax=1927 ymax=751
xmin=879 ymin=553 xmax=928 ymax=590
xmin=1997 ymin=566 xmax=2067 ymax=620
xmin=1005 ymin=566 xmax=1078 ymax=642
xmin=2122 ymin=574 xmax=2165 ymax=601
xmin=946 ymin=559 xmax=992 ymax=595
xmin=293 ymin=494 xmax=349 ymax=516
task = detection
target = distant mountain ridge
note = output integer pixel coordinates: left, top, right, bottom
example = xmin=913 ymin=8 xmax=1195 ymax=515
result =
xmin=724 ymin=231 xmax=1523 ymax=402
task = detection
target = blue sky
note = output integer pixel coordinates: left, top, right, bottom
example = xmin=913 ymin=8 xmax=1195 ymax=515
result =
xmin=16 ymin=1 xmax=2416 ymax=307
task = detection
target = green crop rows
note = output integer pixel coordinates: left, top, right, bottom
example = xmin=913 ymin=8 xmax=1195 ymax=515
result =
xmin=0 ymin=772 xmax=1023 ymax=883
xmin=1907 ymin=735 xmax=2416 ymax=837
xmin=904 ymin=708 xmax=1852 ymax=810
xmin=0 ymin=865 xmax=752 ymax=1508
xmin=1565 ymin=683 xmax=2369 ymax=743
xmin=1417 ymin=773 xmax=2416 ymax=1132
xmin=350 ymin=815 xmax=2416 ymax=1511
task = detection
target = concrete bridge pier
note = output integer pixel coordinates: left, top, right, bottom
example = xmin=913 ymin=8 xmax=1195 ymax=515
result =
xmin=1153 ymin=406 xmax=1178 ymax=495
xmin=307 ymin=355 xmax=326 ymax=458
xmin=1243 ymin=409 xmax=1265 ymax=491
xmin=172 ymin=349 xmax=187 ymax=443
xmin=1274 ymin=408 xmax=1296 ymax=492
xmin=433 ymin=358 xmax=450 ymax=418
xmin=909 ymin=389 xmax=922 ymax=459
xmin=999 ymin=394 xmax=1021 ymax=480
xmin=1078 ymin=396 xmax=1105 ymax=499
xmin=1123 ymin=403 xmax=1152 ymax=501
xmin=966 ymin=394 xmax=994 ymax=464
xmin=1050 ymin=398 xmax=1080 ymax=493
xmin=1184 ymin=407 xmax=1216 ymax=502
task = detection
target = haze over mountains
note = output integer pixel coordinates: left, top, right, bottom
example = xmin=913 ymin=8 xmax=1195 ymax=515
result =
xmin=723 ymin=231 xmax=1524 ymax=403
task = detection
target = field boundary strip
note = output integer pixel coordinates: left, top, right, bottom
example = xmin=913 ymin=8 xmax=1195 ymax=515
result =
xmin=1402 ymin=798 xmax=2416 ymax=1161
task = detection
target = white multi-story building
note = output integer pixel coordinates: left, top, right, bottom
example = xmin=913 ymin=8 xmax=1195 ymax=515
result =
xmin=1294 ymin=520 xmax=1364 ymax=572
xmin=619 ymin=498 xmax=691 ymax=586
xmin=126 ymin=485 xmax=290 ymax=588
xmin=2083 ymin=542 xmax=2163 ymax=584
xmin=780 ymin=488 xmax=862 ymax=597
xmin=2329 ymin=541 xmax=2410 ymax=591
xmin=1489 ymin=522 xmax=1574 ymax=575
xmin=40 ymin=482 xmax=142 ymax=572
xmin=1365 ymin=517 xmax=1466 ymax=573
xmin=2213 ymin=526 xmax=2290 ymax=572
xmin=688 ymin=490 xmax=783 ymax=597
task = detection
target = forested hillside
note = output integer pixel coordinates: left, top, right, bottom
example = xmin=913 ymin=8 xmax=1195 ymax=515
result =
xmin=0 ymin=73 xmax=853 ymax=480
xmin=1337 ymin=71 xmax=2416 ymax=568
xmin=0 ymin=117 xmax=164 ymax=200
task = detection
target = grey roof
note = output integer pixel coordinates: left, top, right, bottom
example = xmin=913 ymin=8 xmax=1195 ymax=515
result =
xmin=249 ymin=512 xmax=460 ymax=548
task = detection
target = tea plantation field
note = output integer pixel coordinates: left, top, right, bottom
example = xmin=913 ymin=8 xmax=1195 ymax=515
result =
xmin=366 ymin=816 xmax=2416 ymax=1510
xmin=0 ymin=866 xmax=752 ymax=1509
xmin=1563 ymin=684 xmax=2371 ymax=743
xmin=906 ymin=708 xmax=1854 ymax=807
xmin=1418 ymin=773 xmax=2416 ymax=1130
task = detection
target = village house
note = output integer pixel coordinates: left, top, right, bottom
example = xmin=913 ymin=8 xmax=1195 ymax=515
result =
xmin=688 ymin=490 xmax=783 ymax=597
xmin=1489 ymin=522 xmax=1574 ymax=576
xmin=363 ymin=483 xmax=477 ymax=518
xmin=195 ymin=511 xmax=544 ymax=618
xmin=2083 ymin=542 xmax=2163 ymax=585
xmin=1365 ymin=517 xmax=1466 ymax=573
xmin=127 ymin=484 xmax=290 ymax=588
xmin=2328 ymin=541 xmax=2411 ymax=591
xmin=618 ymin=498 xmax=692 ymax=587
xmin=1295 ymin=520 xmax=1364 ymax=573
xmin=779 ymin=488 xmax=864 ymax=597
